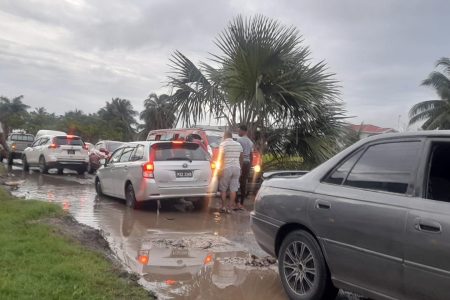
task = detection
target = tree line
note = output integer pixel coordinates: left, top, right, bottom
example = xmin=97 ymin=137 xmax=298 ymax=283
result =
xmin=0 ymin=94 xmax=176 ymax=143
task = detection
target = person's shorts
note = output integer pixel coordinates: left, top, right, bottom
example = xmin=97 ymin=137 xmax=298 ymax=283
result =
xmin=219 ymin=166 xmax=241 ymax=192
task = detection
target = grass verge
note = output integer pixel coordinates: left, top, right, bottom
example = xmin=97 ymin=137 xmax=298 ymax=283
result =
xmin=0 ymin=186 xmax=151 ymax=299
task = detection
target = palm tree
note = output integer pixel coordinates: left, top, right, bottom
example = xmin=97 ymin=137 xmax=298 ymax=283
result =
xmin=98 ymin=98 xmax=137 ymax=141
xmin=409 ymin=57 xmax=450 ymax=129
xmin=0 ymin=95 xmax=29 ymax=135
xmin=138 ymin=93 xmax=176 ymax=139
xmin=168 ymin=15 xmax=344 ymax=160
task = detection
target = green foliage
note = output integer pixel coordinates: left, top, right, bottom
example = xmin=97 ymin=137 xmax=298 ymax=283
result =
xmin=0 ymin=95 xmax=30 ymax=135
xmin=168 ymin=15 xmax=345 ymax=164
xmin=0 ymin=188 xmax=150 ymax=299
xmin=409 ymin=57 xmax=450 ymax=129
xmin=139 ymin=93 xmax=176 ymax=139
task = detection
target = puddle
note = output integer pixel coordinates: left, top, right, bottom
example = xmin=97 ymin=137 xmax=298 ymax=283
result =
xmin=5 ymin=165 xmax=363 ymax=300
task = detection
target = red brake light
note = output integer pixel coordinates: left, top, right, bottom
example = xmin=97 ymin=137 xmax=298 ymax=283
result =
xmin=204 ymin=254 xmax=213 ymax=265
xmin=172 ymin=141 xmax=183 ymax=144
xmin=48 ymin=143 xmax=59 ymax=149
xmin=142 ymin=162 xmax=154 ymax=178
xmin=165 ymin=280 xmax=177 ymax=286
xmin=138 ymin=255 xmax=149 ymax=265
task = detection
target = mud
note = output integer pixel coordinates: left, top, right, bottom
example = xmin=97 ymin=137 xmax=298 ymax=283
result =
xmin=3 ymin=163 xmax=366 ymax=300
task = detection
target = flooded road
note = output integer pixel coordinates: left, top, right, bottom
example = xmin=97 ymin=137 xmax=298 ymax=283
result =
xmin=5 ymin=164 xmax=363 ymax=300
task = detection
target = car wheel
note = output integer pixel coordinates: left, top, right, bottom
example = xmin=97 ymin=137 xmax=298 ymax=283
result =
xmin=77 ymin=168 xmax=86 ymax=175
xmin=22 ymin=156 xmax=29 ymax=172
xmin=125 ymin=183 xmax=138 ymax=209
xmin=278 ymin=230 xmax=338 ymax=300
xmin=193 ymin=196 xmax=210 ymax=210
xmin=95 ymin=178 xmax=103 ymax=196
xmin=39 ymin=156 xmax=49 ymax=174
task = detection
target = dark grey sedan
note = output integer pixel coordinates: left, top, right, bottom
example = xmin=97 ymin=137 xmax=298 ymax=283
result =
xmin=251 ymin=131 xmax=450 ymax=300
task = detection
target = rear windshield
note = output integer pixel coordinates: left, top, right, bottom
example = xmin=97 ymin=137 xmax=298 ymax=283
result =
xmin=11 ymin=134 xmax=34 ymax=142
xmin=152 ymin=143 xmax=208 ymax=161
xmin=107 ymin=142 xmax=123 ymax=152
xmin=55 ymin=136 xmax=83 ymax=146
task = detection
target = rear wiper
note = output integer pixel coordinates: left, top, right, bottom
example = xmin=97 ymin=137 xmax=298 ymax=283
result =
xmin=166 ymin=157 xmax=192 ymax=163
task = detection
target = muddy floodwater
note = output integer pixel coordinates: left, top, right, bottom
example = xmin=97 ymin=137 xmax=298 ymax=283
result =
xmin=6 ymin=165 xmax=362 ymax=300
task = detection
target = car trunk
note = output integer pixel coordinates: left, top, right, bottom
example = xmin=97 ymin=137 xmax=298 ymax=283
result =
xmin=53 ymin=136 xmax=86 ymax=160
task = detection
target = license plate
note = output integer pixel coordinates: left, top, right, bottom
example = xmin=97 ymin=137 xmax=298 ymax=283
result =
xmin=176 ymin=170 xmax=193 ymax=177
xmin=67 ymin=150 xmax=75 ymax=155
xmin=171 ymin=248 xmax=189 ymax=257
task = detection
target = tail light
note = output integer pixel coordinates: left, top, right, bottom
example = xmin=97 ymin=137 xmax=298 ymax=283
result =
xmin=165 ymin=280 xmax=177 ymax=286
xmin=142 ymin=162 xmax=154 ymax=178
xmin=204 ymin=253 xmax=213 ymax=265
xmin=172 ymin=141 xmax=183 ymax=144
xmin=48 ymin=143 xmax=59 ymax=149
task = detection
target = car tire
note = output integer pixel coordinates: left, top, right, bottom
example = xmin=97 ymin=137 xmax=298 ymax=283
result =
xmin=125 ymin=183 xmax=139 ymax=209
xmin=278 ymin=230 xmax=338 ymax=300
xmin=22 ymin=156 xmax=29 ymax=172
xmin=95 ymin=178 xmax=103 ymax=196
xmin=193 ymin=196 xmax=209 ymax=210
xmin=77 ymin=168 xmax=86 ymax=175
xmin=39 ymin=156 xmax=49 ymax=174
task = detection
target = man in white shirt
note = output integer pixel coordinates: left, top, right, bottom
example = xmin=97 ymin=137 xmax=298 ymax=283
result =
xmin=218 ymin=131 xmax=243 ymax=213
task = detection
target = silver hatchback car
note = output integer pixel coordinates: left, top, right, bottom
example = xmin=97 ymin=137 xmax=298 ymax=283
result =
xmin=95 ymin=141 xmax=218 ymax=208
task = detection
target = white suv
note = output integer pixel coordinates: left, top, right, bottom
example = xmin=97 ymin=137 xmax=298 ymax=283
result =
xmin=22 ymin=134 xmax=89 ymax=175
xmin=95 ymin=141 xmax=218 ymax=209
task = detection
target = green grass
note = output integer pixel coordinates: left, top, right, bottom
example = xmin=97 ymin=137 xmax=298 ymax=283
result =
xmin=0 ymin=187 xmax=151 ymax=300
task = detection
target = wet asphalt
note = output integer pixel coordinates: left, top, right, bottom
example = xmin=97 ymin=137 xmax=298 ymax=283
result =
xmin=4 ymin=162 xmax=364 ymax=300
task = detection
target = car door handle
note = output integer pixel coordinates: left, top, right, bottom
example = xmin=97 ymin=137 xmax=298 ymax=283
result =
xmin=316 ymin=200 xmax=331 ymax=210
xmin=415 ymin=219 xmax=442 ymax=233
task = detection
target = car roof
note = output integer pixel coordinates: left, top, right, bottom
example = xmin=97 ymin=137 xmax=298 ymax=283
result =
xmin=359 ymin=130 xmax=450 ymax=143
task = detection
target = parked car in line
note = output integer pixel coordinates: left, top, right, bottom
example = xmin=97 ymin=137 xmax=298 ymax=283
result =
xmin=147 ymin=128 xmax=262 ymax=190
xmin=1 ymin=132 xmax=34 ymax=165
xmin=95 ymin=141 xmax=218 ymax=209
xmin=251 ymin=131 xmax=450 ymax=300
xmin=22 ymin=134 xmax=89 ymax=175
xmin=88 ymin=140 xmax=124 ymax=174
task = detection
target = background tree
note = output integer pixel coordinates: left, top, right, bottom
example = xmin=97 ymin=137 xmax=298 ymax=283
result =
xmin=168 ymin=15 xmax=345 ymax=164
xmin=98 ymin=98 xmax=137 ymax=141
xmin=0 ymin=95 xmax=30 ymax=135
xmin=139 ymin=93 xmax=176 ymax=139
xmin=409 ymin=57 xmax=450 ymax=129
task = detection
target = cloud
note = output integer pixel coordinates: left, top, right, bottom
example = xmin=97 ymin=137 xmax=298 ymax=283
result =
xmin=0 ymin=0 xmax=448 ymax=129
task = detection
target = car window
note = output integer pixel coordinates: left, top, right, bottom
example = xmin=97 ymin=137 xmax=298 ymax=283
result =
xmin=39 ymin=138 xmax=49 ymax=146
xmin=109 ymin=148 xmax=124 ymax=164
xmin=119 ymin=147 xmax=134 ymax=162
xmin=107 ymin=142 xmax=123 ymax=152
xmin=152 ymin=142 xmax=208 ymax=161
xmin=131 ymin=144 xmax=145 ymax=161
xmin=206 ymin=132 xmax=223 ymax=148
xmin=31 ymin=138 xmax=41 ymax=147
xmin=343 ymin=141 xmax=421 ymax=194
xmin=55 ymin=136 xmax=83 ymax=146
xmin=323 ymin=149 xmax=364 ymax=185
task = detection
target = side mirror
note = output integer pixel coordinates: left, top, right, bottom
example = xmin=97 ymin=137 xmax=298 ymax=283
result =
xmin=99 ymin=158 xmax=106 ymax=166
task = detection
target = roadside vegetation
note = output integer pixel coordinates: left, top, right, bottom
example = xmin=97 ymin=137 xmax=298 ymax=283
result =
xmin=409 ymin=57 xmax=450 ymax=129
xmin=0 ymin=184 xmax=150 ymax=299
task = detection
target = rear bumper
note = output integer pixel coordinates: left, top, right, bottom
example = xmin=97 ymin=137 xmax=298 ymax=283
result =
xmin=137 ymin=178 xmax=219 ymax=201
xmin=250 ymin=211 xmax=278 ymax=257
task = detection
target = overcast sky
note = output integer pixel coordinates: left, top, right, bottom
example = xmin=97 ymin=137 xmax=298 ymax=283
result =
xmin=0 ymin=0 xmax=448 ymax=130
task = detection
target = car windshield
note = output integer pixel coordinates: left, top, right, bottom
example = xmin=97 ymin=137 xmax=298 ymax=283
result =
xmin=11 ymin=134 xmax=34 ymax=142
xmin=152 ymin=142 xmax=208 ymax=161
xmin=55 ymin=136 xmax=83 ymax=146
xmin=107 ymin=142 xmax=124 ymax=152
